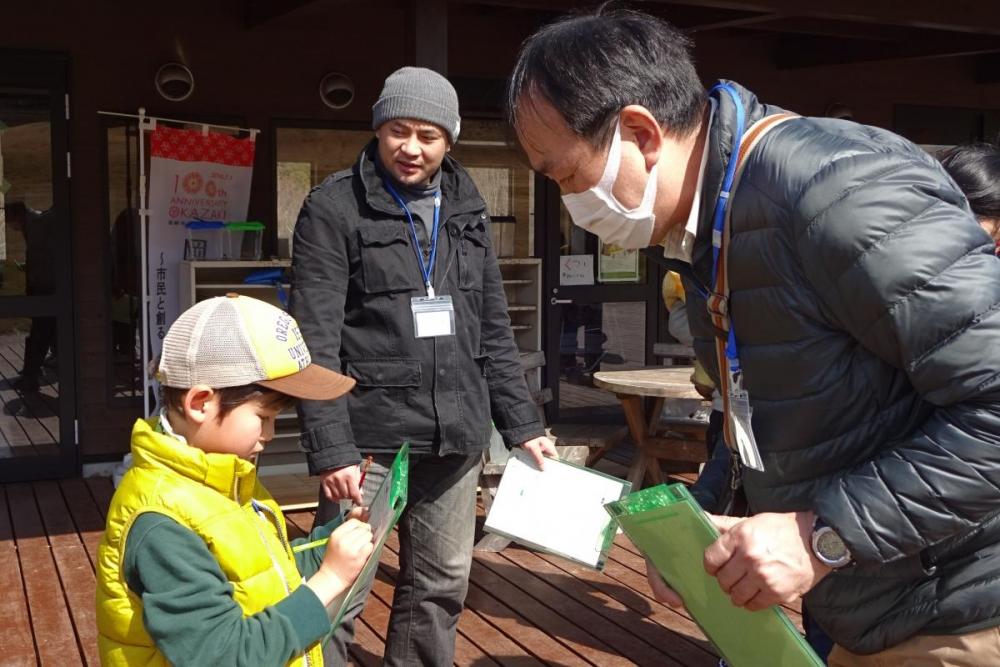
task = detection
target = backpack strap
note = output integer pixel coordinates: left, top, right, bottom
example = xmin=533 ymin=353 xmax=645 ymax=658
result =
xmin=710 ymin=112 xmax=799 ymax=453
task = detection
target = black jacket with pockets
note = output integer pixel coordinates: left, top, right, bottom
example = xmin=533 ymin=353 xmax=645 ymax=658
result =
xmin=290 ymin=140 xmax=543 ymax=474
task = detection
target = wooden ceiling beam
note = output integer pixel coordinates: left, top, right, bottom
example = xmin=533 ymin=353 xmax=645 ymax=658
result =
xmin=776 ymin=32 xmax=1000 ymax=69
xmin=737 ymin=16 xmax=913 ymax=41
xmin=683 ymin=13 xmax=783 ymax=33
xmin=974 ymin=53 xmax=1000 ymax=84
xmin=244 ymin=0 xmax=337 ymax=28
xmin=454 ymin=1 xmax=1000 ymax=36
xmin=405 ymin=0 xmax=448 ymax=74
xmin=648 ymin=0 xmax=1000 ymax=37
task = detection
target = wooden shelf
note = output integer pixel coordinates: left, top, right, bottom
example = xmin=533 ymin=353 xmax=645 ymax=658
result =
xmin=497 ymin=258 xmax=540 ymax=354
xmin=180 ymin=260 xmax=290 ymax=312
xmin=180 ymin=260 xmax=302 ymax=475
xmin=183 ymin=259 xmax=290 ymax=269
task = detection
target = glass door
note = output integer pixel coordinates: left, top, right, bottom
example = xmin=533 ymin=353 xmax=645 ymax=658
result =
xmin=0 ymin=52 xmax=76 ymax=481
xmin=541 ymin=182 xmax=662 ymax=423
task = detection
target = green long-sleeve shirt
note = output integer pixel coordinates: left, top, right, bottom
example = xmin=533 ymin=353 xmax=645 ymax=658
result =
xmin=123 ymin=511 xmax=340 ymax=666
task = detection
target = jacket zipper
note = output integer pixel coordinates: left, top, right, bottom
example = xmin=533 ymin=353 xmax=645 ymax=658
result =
xmin=245 ymin=493 xmax=312 ymax=667
xmin=255 ymin=500 xmax=292 ymax=555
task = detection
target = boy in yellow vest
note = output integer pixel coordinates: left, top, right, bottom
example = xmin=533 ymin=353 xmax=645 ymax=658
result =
xmin=97 ymin=294 xmax=373 ymax=666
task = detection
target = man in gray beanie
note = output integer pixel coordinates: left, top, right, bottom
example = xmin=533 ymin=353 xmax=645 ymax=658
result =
xmin=372 ymin=66 xmax=462 ymax=145
xmin=291 ymin=66 xmax=556 ymax=666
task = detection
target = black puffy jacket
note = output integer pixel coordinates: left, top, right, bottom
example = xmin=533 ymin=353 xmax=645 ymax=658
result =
xmin=290 ymin=141 xmax=543 ymax=473
xmin=687 ymin=82 xmax=1000 ymax=654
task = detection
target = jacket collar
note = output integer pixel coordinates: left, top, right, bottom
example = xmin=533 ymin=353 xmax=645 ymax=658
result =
xmin=356 ymin=139 xmax=487 ymax=231
xmin=130 ymin=418 xmax=258 ymax=505
xmin=690 ymin=81 xmax=777 ymax=288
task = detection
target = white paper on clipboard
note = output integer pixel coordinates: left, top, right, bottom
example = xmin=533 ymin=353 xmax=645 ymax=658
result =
xmin=483 ymin=449 xmax=631 ymax=569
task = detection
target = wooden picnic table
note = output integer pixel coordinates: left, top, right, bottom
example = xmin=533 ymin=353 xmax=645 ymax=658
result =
xmin=593 ymin=366 xmax=709 ymax=491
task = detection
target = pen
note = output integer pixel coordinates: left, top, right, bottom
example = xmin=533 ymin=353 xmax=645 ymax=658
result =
xmin=292 ymin=537 xmax=328 ymax=553
xmin=358 ymin=455 xmax=373 ymax=492
xmin=293 ymin=458 xmax=374 ymax=554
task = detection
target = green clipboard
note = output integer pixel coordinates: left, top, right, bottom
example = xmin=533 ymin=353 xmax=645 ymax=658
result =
xmin=328 ymin=443 xmax=409 ymax=628
xmin=605 ymin=483 xmax=824 ymax=667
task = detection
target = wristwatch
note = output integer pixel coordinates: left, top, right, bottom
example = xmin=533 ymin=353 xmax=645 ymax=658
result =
xmin=811 ymin=516 xmax=852 ymax=569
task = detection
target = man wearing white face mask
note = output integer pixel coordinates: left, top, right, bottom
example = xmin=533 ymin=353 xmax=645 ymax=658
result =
xmin=561 ymin=118 xmax=663 ymax=250
xmin=507 ymin=7 xmax=1000 ymax=667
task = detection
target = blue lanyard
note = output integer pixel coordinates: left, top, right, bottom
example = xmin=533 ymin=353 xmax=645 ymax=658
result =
xmin=383 ymin=179 xmax=442 ymax=297
xmin=708 ymin=83 xmax=747 ymax=374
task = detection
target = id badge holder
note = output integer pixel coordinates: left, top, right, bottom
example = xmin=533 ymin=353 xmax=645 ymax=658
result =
xmin=411 ymin=295 xmax=456 ymax=338
xmin=727 ymin=379 xmax=765 ymax=472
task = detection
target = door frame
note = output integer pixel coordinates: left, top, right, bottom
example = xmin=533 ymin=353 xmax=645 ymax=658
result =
xmin=0 ymin=50 xmax=77 ymax=481
xmin=536 ymin=177 xmax=663 ymax=424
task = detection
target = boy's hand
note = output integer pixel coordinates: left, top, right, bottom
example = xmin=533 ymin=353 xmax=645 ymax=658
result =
xmin=319 ymin=464 xmax=363 ymax=505
xmin=323 ymin=518 xmax=374 ymax=587
xmin=305 ymin=518 xmax=374 ymax=606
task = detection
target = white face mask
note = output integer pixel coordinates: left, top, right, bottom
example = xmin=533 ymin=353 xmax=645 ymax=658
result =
xmin=561 ymin=120 xmax=659 ymax=249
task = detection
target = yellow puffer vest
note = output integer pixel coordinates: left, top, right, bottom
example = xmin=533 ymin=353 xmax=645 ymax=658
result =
xmin=96 ymin=418 xmax=324 ymax=666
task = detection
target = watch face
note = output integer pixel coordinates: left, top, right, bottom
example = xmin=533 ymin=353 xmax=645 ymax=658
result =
xmin=816 ymin=528 xmax=848 ymax=561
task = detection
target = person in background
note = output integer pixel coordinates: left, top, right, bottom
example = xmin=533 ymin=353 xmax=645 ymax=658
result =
xmin=4 ymin=201 xmax=56 ymax=393
xmin=661 ymin=271 xmax=715 ymax=398
xmin=661 ymin=270 xmax=722 ymax=457
xmin=939 ymin=142 xmax=1000 ymax=251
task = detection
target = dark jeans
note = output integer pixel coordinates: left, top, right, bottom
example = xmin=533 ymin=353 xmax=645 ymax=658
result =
xmin=317 ymin=451 xmax=481 ymax=667
xmin=803 ymin=607 xmax=834 ymax=663
xmin=705 ymin=408 xmax=724 ymax=460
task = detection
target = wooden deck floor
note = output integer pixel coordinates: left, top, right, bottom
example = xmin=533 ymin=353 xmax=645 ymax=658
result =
xmin=0 ymin=476 xmax=802 ymax=666
xmin=0 ymin=336 xmax=60 ymax=459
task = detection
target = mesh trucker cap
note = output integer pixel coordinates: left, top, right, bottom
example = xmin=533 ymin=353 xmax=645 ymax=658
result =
xmin=157 ymin=293 xmax=356 ymax=400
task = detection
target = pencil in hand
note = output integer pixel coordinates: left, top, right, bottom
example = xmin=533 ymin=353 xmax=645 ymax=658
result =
xmin=355 ymin=456 xmax=374 ymax=507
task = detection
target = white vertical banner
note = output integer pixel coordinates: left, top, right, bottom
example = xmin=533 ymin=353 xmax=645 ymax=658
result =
xmin=146 ymin=125 xmax=255 ymax=357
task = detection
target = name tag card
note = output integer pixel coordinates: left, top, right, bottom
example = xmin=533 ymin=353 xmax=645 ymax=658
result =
xmin=411 ymin=296 xmax=455 ymax=338
xmin=728 ymin=386 xmax=764 ymax=472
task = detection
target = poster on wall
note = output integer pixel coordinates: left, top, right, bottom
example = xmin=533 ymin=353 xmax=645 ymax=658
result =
xmin=276 ymin=161 xmax=311 ymax=255
xmin=147 ymin=126 xmax=255 ymax=356
xmin=598 ymin=240 xmax=640 ymax=283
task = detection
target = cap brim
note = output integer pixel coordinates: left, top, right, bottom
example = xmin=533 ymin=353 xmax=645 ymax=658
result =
xmin=257 ymin=363 xmax=356 ymax=401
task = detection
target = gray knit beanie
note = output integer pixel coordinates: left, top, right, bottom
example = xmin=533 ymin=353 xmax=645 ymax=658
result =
xmin=372 ymin=67 xmax=461 ymax=144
